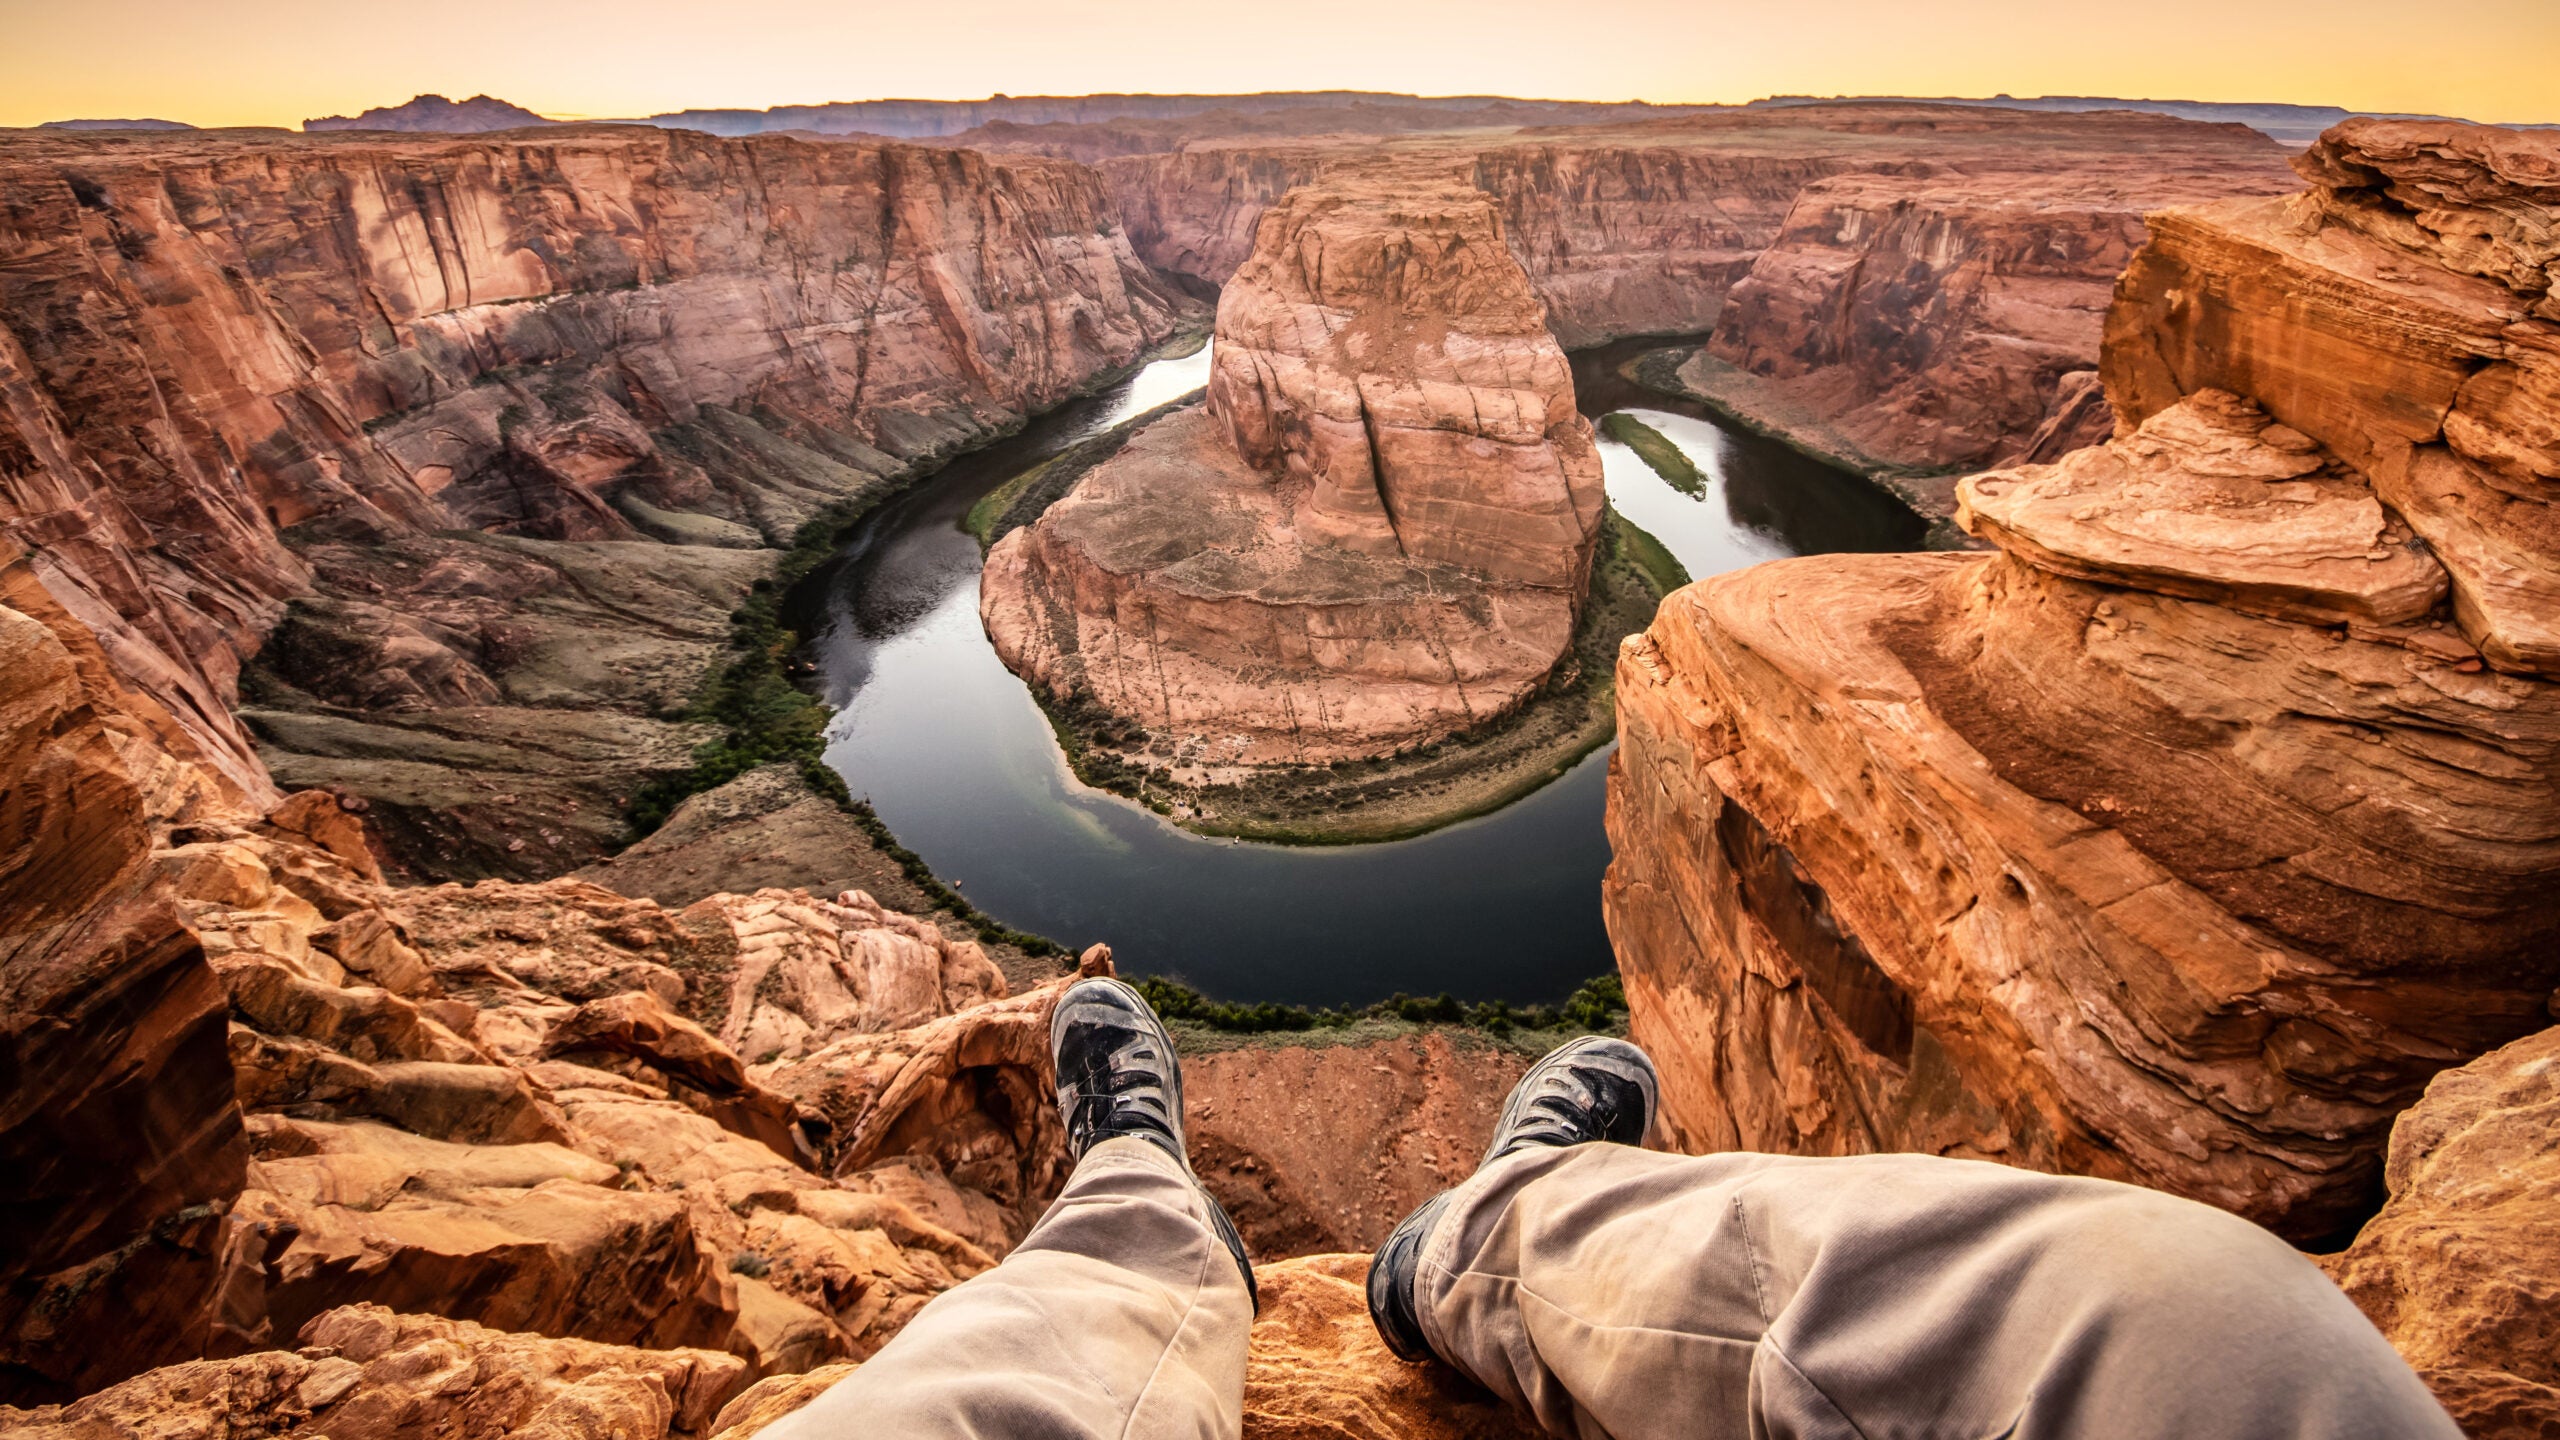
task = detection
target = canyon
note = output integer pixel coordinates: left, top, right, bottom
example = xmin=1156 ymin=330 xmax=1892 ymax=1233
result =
xmin=1093 ymin=103 xmax=2298 ymax=519
xmin=5 ymin=95 xmax=2557 ymax=1438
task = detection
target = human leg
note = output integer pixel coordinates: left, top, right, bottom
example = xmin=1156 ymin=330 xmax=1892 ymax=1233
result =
xmin=763 ymin=979 xmax=1255 ymax=1440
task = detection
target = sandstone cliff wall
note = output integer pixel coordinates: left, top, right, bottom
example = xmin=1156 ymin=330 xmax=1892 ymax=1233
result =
xmin=0 ymin=126 xmax=1193 ymax=845
xmin=1605 ymin=120 xmax=2560 ymax=1245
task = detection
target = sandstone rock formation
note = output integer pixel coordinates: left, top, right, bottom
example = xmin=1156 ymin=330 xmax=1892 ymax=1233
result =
xmin=2323 ymin=1024 xmax=2560 ymax=1437
xmin=982 ymin=176 xmax=1605 ymax=764
xmin=0 ymin=124 xmax=1196 ymax=879
xmin=1605 ymin=119 xmax=2560 ymax=1243
xmin=2109 ymin=118 xmax=2560 ymax=674
xmin=0 ymin=1303 xmax=751 ymax=1440
xmin=0 ymin=680 xmax=1073 ymax=1401
xmin=0 ymin=603 xmax=244 ymax=1314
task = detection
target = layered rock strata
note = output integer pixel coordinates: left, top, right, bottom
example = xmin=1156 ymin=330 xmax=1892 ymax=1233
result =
xmin=0 ymin=125 xmax=1194 ymax=878
xmin=1098 ymin=106 xmax=2295 ymax=481
xmin=2108 ymin=119 xmax=2560 ymax=673
xmin=1605 ymin=119 xmax=2560 ymax=1244
xmin=983 ymin=178 xmax=1605 ymax=764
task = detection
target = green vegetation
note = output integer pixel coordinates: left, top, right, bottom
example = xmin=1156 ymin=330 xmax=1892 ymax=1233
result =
xmin=1613 ymin=509 xmax=1691 ymax=598
xmin=1138 ymin=972 xmax=1628 ymax=1038
xmin=623 ymin=480 xmax=1067 ymax=959
xmin=1599 ymin=412 xmax=1706 ymax=496
xmin=963 ymin=388 xmax=1206 ymax=548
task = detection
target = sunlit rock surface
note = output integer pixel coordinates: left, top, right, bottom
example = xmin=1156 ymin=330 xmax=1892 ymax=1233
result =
xmin=1606 ymin=119 xmax=2560 ymax=1246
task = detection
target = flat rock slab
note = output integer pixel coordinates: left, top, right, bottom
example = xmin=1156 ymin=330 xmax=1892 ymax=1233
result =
xmin=1958 ymin=388 xmax=2448 ymax=625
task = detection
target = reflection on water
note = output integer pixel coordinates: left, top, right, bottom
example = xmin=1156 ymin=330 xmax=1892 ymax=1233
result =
xmin=806 ymin=339 xmax=1918 ymax=1007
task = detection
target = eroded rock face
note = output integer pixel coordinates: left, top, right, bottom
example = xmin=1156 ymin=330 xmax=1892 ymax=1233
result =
xmin=2324 ymin=1024 xmax=2560 ymax=1438
xmin=1101 ymin=105 xmax=2297 ymax=483
xmin=2106 ymin=121 xmax=2560 ymax=675
xmin=1606 ymin=120 xmax=2560 ymax=1242
xmin=1957 ymin=389 xmax=2448 ymax=625
xmin=982 ymin=177 xmax=1604 ymax=764
xmin=1689 ymin=134 xmax=2296 ymax=494
xmin=0 ymin=1303 xmax=750 ymax=1440
xmin=1182 ymin=1034 xmax=1534 ymax=1258
xmin=1 ymin=789 xmax=1067 ymax=1401
xmin=1206 ymin=179 xmax=1604 ymax=586
xmin=0 ymin=603 xmax=245 ymax=1300
xmin=0 ymin=125 xmax=1196 ymax=878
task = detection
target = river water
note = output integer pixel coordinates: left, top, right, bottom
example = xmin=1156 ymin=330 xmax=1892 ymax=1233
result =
xmin=803 ymin=342 xmax=1920 ymax=1007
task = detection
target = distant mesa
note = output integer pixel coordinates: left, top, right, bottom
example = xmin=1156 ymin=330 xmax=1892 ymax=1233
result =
xmin=304 ymin=93 xmax=556 ymax=133
xmin=36 ymin=118 xmax=196 ymax=131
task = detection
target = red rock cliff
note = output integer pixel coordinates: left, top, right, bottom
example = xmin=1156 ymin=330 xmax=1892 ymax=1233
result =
xmin=0 ymin=125 xmax=1194 ymax=836
xmin=1604 ymin=119 xmax=2560 ymax=1243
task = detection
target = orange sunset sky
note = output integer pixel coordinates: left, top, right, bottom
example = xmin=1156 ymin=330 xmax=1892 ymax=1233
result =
xmin=1 ymin=0 xmax=2553 ymax=131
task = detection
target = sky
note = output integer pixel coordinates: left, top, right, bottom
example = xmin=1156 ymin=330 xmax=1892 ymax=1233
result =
xmin=2 ymin=0 xmax=2554 ymax=131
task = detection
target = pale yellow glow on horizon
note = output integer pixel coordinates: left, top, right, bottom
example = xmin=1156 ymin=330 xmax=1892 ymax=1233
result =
xmin=1 ymin=0 xmax=2553 ymax=132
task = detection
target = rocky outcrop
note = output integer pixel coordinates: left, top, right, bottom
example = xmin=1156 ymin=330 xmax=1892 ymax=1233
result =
xmin=1604 ymin=119 xmax=2560 ymax=1244
xmin=2324 ymin=1024 xmax=2560 ymax=1437
xmin=0 ymin=124 xmax=1196 ymax=877
xmin=1237 ymin=1255 xmax=1542 ymax=1440
xmin=982 ymin=176 xmax=1605 ymax=764
xmin=0 ymin=1303 xmax=751 ymax=1439
xmin=304 ymin=94 xmax=556 ymax=132
xmin=2107 ymin=120 xmax=2560 ymax=673
xmin=1 ymin=771 xmax=1069 ymax=1401
xmin=0 ymin=603 xmax=244 ymax=1308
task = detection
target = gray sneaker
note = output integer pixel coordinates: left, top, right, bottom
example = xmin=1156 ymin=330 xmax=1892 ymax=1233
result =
xmin=1367 ymin=1036 xmax=1659 ymax=1361
xmin=1049 ymin=977 xmax=1257 ymax=1308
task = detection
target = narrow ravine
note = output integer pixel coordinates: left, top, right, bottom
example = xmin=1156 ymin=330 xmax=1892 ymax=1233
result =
xmin=803 ymin=342 xmax=1920 ymax=1007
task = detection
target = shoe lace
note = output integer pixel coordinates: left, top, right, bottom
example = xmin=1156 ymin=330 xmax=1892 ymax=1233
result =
xmin=1062 ymin=1053 xmax=1175 ymax=1151
xmin=1512 ymin=1062 xmax=1630 ymax=1146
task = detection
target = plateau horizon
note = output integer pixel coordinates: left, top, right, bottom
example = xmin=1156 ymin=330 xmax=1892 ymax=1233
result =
xmin=3 ymin=0 xmax=2553 ymax=130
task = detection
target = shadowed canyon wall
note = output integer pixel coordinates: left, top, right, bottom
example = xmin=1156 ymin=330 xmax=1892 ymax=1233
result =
xmin=1605 ymin=122 xmax=2560 ymax=1257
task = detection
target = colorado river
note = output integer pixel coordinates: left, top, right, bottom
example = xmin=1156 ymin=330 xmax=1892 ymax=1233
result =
xmin=805 ymin=341 xmax=1920 ymax=1007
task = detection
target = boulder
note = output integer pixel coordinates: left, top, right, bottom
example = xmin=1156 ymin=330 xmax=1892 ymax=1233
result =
xmin=1958 ymin=389 xmax=2447 ymax=625
xmin=2325 ymin=1025 xmax=2560 ymax=1438
xmin=0 ymin=1303 xmax=750 ymax=1440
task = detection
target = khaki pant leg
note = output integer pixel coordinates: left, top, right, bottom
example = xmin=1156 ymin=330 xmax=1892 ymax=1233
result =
xmin=1415 ymin=1145 xmax=2457 ymax=1440
xmin=761 ymin=1137 xmax=1252 ymax=1440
